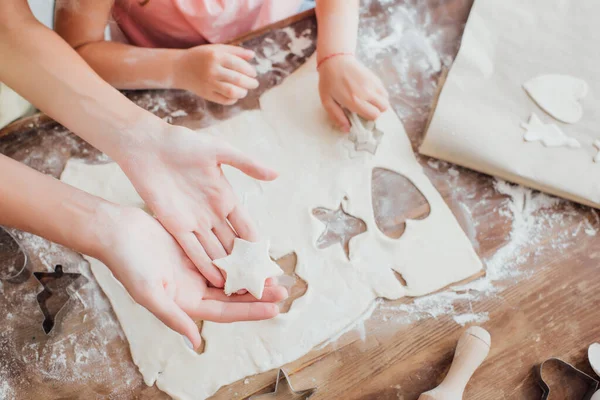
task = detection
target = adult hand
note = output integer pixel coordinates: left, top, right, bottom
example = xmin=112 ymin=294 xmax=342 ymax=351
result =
xmin=318 ymin=55 xmax=389 ymax=132
xmin=118 ymin=124 xmax=278 ymax=288
xmin=175 ymin=44 xmax=259 ymax=105
xmin=97 ymin=206 xmax=287 ymax=349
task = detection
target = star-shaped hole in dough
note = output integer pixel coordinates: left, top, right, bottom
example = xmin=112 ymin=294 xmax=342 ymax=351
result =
xmin=274 ymin=252 xmax=307 ymax=314
xmin=312 ymin=203 xmax=367 ymax=259
xmin=213 ymin=238 xmax=283 ymax=300
xmin=346 ymin=111 xmax=384 ymax=154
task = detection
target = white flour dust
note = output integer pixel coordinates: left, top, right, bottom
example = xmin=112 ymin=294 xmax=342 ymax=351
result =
xmin=453 ymin=312 xmax=489 ymax=326
xmin=254 ymin=27 xmax=314 ymax=74
xmin=0 ymin=231 xmax=140 ymax=398
xmin=372 ymin=175 xmax=597 ymax=333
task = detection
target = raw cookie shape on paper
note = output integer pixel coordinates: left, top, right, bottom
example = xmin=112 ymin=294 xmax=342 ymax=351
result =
xmin=521 ymin=113 xmax=580 ymax=148
xmin=60 ymin=56 xmax=482 ymax=400
xmin=213 ymin=238 xmax=283 ymax=299
xmin=523 ymin=74 xmax=589 ymax=124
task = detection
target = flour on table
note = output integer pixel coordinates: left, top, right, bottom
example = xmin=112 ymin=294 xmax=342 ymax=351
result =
xmin=588 ymin=343 xmax=600 ymax=376
xmin=521 ymin=113 xmax=580 ymax=148
xmin=523 ymin=74 xmax=588 ymax=124
xmin=213 ymin=239 xmax=283 ymax=299
xmin=60 ymin=56 xmax=481 ymax=400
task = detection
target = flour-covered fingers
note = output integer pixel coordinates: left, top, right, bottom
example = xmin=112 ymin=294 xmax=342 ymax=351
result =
xmin=367 ymin=91 xmax=389 ymax=114
xmin=214 ymin=82 xmax=248 ymax=100
xmin=322 ymin=96 xmax=350 ymax=132
xmin=217 ymin=144 xmax=278 ymax=181
xmin=208 ymin=91 xmax=238 ymax=105
xmin=212 ymin=220 xmax=237 ymax=253
xmin=227 ymin=206 xmax=259 ymax=242
xmin=351 ymin=95 xmax=382 ymax=121
xmin=265 ymin=277 xmax=276 ymax=286
xmin=205 ymin=285 xmax=288 ymax=302
xmin=195 ymin=230 xmax=227 ymax=261
xmin=222 ymin=53 xmax=257 ymax=77
xmin=221 ymin=45 xmax=256 ymax=61
xmin=193 ymin=300 xmax=279 ymax=322
xmin=138 ymin=291 xmax=202 ymax=349
xmin=178 ymin=233 xmax=225 ymax=288
xmin=218 ymin=67 xmax=259 ymax=90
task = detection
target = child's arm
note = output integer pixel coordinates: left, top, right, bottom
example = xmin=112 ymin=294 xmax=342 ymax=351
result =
xmin=55 ymin=0 xmax=258 ymax=105
xmin=0 ymin=154 xmax=286 ymax=349
xmin=316 ymin=0 xmax=389 ymax=131
xmin=0 ymin=0 xmax=277 ymax=288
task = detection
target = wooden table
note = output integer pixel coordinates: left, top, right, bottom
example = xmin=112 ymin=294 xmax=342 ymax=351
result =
xmin=1 ymin=1 xmax=599 ymax=399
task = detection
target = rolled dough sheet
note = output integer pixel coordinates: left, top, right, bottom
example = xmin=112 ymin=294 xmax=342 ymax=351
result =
xmin=420 ymin=0 xmax=600 ymax=208
xmin=61 ymin=56 xmax=482 ymax=400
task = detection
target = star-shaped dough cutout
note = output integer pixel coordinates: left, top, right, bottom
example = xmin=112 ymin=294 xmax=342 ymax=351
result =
xmin=312 ymin=203 xmax=367 ymax=259
xmin=213 ymin=239 xmax=283 ymax=299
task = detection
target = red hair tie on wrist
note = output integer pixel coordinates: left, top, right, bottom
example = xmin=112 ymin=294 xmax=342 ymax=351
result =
xmin=316 ymin=52 xmax=354 ymax=70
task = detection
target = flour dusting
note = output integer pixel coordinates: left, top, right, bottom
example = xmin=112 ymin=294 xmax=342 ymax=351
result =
xmin=254 ymin=28 xmax=314 ymax=74
xmin=374 ymin=176 xmax=594 ymax=333
xmin=453 ymin=312 xmax=490 ymax=326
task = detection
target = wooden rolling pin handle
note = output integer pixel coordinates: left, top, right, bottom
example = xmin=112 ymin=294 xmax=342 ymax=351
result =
xmin=418 ymin=326 xmax=491 ymax=400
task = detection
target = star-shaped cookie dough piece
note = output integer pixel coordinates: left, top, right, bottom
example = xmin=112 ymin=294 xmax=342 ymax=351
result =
xmin=213 ymin=239 xmax=283 ymax=299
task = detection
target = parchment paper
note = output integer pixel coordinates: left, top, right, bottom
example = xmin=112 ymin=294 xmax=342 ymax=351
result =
xmin=420 ymin=0 xmax=600 ymax=208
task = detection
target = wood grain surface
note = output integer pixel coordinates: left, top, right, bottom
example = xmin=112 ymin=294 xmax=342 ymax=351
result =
xmin=1 ymin=1 xmax=599 ymax=399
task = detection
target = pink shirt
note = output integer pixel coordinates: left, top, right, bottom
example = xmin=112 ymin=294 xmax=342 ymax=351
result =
xmin=113 ymin=0 xmax=303 ymax=48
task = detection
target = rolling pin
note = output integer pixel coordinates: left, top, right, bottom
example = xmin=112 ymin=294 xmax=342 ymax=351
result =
xmin=418 ymin=326 xmax=491 ymax=400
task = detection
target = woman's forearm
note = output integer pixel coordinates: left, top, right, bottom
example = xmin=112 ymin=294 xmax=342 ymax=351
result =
xmin=75 ymin=42 xmax=185 ymax=90
xmin=0 ymin=0 xmax=168 ymax=163
xmin=0 ymin=154 xmax=113 ymax=259
xmin=315 ymin=0 xmax=360 ymax=59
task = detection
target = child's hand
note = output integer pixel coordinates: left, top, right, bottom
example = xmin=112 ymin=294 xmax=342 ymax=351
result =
xmin=117 ymin=125 xmax=278 ymax=289
xmin=98 ymin=205 xmax=287 ymax=349
xmin=318 ymin=55 xmax=389 ymax=132
xmin=175 ymin=44 xmax=259 ymax=105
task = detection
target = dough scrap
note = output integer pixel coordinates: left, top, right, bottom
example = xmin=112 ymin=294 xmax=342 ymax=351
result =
xmin=0 ymin=83 xmax=34 ymax=129
xmin=213 ymin=238 xmax=283 ymax=299
xmin=421 ymin=0 xmax=600 ymax=208
xmin=60 ymin=56 xmax=482 ymax=400
xmin=589 ymin=343 xmax=600 ymax=377
xmin=523 ymin=74 xmax=588 ymax=124
xmin=521 ymin=113 xmax=580 ymax=148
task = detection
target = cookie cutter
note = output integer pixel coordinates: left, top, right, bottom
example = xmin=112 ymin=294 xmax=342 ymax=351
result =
xmin=345 ymin=110 xmax=384 ymax=155
xmin=538 ymin=357 xmax=599 ymax=400
xmin=249 ymin=368 xmax=317 ymax=399
xmin=0 ymin=227 xmax=31 ymax=284
xmin=34 ymin=264 xmax=87 ymax=334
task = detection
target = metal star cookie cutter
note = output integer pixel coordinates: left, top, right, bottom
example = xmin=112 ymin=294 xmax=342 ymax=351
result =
xmin=0 ymin=227 xmax=31 ymax=284
xmin=345 ymin=110 xmax=384 ymax=155
xmin=34 ymin=264 xmax=87 ymax=334
xmin=249 ymin=369 xmax=317 ymax=399
xmin=537 ymin=357 xmax=598 ymax=400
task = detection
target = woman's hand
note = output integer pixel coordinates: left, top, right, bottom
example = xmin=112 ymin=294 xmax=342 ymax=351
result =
xmin=318 ymin=55 xmax=389 ymax=132
xmin=175 ymin=44 xmax=259 ymax=105
xmin=97 ymin=205 xmax=287 ymax=350
xmin=117 ymin=124 xmax=278 ymax=289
